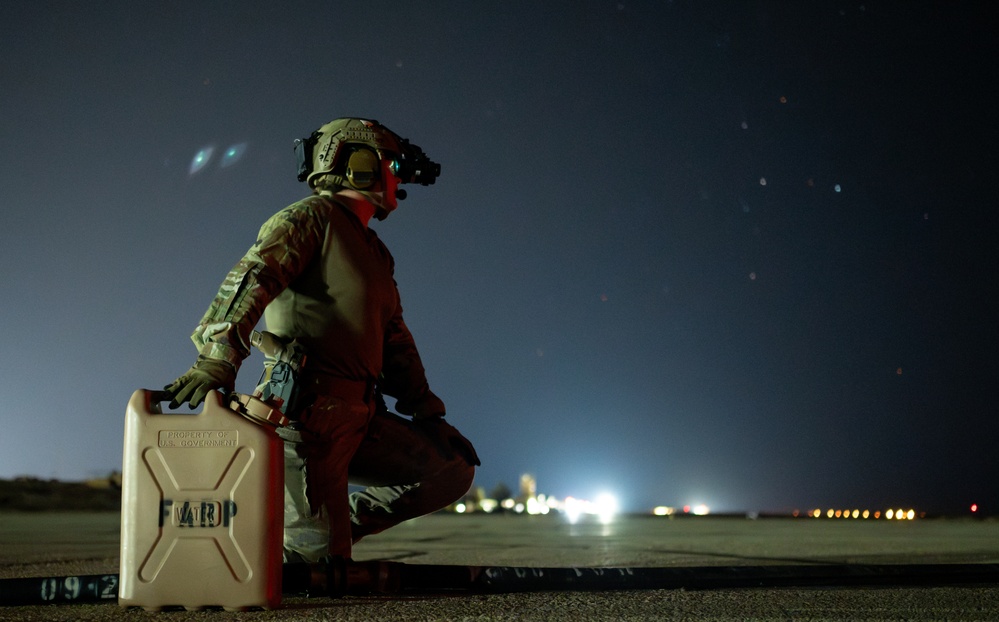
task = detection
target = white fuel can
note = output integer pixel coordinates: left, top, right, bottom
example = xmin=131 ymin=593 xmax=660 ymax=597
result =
xmin=118 ymin=389 xmax=286 ymax=611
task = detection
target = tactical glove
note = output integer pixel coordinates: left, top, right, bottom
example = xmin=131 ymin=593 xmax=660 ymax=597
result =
xmin=409 ymin=389 xmax=447 ymax=421
xmin=164 ymin=356 xmax=237 ymax=409
xmin=416 ymin=417 xmax=481 ymax=467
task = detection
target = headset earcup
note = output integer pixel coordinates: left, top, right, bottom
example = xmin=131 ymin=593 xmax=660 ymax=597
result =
xmin=345 ymin=149 xmax=379 ymax=189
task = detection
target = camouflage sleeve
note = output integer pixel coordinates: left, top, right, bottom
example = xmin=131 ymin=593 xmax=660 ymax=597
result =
xmin=191 ymin=198 xmax=324 ymax=370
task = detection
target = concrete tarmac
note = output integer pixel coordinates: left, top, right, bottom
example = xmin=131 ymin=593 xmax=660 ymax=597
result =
xmin=1 ymin=511 xmax=998 ymax=620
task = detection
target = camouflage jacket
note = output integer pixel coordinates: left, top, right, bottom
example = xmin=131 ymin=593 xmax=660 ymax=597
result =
xmin=191 ymin=194 xmax=436 ymax=414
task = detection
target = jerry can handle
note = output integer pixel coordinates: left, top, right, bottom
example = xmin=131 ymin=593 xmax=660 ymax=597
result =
xmin=142 ymin=389 xmax=220 ymax=414
xmin=148 ymin=390 xmax=173 ymax=404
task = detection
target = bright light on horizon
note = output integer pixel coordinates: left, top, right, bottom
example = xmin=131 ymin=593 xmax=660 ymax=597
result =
xmin=564 ymin=496 xmax=584 ymax=524
xmin=594 ymin=493 xmax=619 ymax=524
xmin=559 ymin=493 xmax=620 ymax=523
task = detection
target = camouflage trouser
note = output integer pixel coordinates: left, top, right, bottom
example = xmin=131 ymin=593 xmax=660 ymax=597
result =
xmin=277 ymin=425 xmax=329 ymax=563
xmin=278 ymin=402 xmax=477 ymax=562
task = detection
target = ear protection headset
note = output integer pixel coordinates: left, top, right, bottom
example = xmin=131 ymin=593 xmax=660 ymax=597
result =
xmin=344 ymin=148 xmax=379 ymax=189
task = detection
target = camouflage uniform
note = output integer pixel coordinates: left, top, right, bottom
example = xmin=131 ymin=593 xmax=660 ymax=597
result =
xmin=193 ymin=194 xmax=477 ymax=560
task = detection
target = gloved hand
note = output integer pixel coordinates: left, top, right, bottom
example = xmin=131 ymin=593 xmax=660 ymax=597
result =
xmin=409 ymin=389 xmax=447 ymax=421
xmin=164 ymin=356 xmax=237 ymax=409
xmin=416 ymin=417 xmax=481 ymax=467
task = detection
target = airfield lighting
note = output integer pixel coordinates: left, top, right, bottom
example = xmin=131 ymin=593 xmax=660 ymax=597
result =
xmin=526 ymin=496 xmax=550 ymax=515
xmin=594 ymin=493 xmax=619 ymax=524
xmin=479 ymin=499 xmax=498 ymax=513
xmin=564 ymin=497 xmax=584 ymax=524
xmin=805 ymin=507 xmax=917 ymax=520
xmin=691 ymin=504 xmax=710 ymax=516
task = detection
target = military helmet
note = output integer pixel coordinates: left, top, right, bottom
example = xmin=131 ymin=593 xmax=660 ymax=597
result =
xmin=295 ymin=117 xmax=440 ymax=191
xmin=299 ymin=118 xmax=401 ymax=190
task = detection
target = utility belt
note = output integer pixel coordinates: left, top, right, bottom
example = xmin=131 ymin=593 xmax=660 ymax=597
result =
xmin=251 ymin=330 xmax=376 ymax=421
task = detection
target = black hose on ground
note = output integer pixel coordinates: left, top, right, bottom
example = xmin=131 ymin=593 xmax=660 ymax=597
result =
xmin=3 ymin=562 xmax=999 ymax=606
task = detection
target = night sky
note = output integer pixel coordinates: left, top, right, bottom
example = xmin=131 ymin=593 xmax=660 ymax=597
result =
xmin=1 ymin=1 xmax=995 ymax=514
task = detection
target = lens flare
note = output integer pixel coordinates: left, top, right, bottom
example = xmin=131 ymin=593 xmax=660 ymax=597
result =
xmin=189 ymin=146 xmax=215 ymax=175
xmin=220 ymin=143 xmax=248 ymax=168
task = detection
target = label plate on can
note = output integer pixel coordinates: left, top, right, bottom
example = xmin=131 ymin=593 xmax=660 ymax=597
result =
xmin=158 ymin=430 xmax=238 ymax=448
